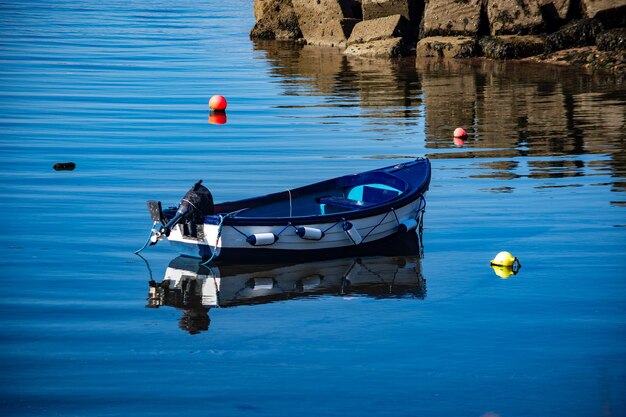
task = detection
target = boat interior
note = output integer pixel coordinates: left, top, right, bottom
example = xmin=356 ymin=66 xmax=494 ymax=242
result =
xmin=228 ymin=172 xmax=409 ymax=218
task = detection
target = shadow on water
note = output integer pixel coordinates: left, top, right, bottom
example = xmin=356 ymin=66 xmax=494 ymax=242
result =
xmin=253 ymin=40 xmax=626 ymax=195
xmin=147 ymin=254 xmax=426 ymax=334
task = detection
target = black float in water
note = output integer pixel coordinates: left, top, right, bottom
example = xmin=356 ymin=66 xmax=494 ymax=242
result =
xmin=53 ymin=162 xmax=76 ymax=171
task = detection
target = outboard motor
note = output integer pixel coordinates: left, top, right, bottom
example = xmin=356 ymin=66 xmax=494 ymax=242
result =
xmin=147 ymin=180 xmax=213 ymax=243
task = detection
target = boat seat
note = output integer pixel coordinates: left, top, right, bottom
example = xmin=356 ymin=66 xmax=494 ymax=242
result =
xmin=317 ymin=196 xmax=372 ymax=210
xmin=361 ymin=185 xmax=399 ymax=203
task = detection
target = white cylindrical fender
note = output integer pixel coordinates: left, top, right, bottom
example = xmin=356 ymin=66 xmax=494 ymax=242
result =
xmin=398 ymin=218 xmax=418 ymax=233
xmin=295 ymin=226 xmax=324 ymax=240
xmin=343 ymin=221 xmax=362 ymax=245
xmin=246 ymin=233 xmax=278 ymax=246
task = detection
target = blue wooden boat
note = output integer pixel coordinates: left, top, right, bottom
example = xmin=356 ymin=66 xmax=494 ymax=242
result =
xmin=144 ymin=157 xmax=430 ymax=262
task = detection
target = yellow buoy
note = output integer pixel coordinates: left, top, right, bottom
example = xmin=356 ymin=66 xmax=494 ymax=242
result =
xmin=490 ymin=251 xmax=521 ymax=278
xmin=490 ymin=251 xmax=517 ymax=267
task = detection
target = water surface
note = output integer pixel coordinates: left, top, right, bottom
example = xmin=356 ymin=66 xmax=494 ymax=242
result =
xmin=1 ymin=1 xmax=625 ymax=416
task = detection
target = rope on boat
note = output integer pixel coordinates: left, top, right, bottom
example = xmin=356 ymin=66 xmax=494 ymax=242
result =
xmin=287 ymin=189 xmax=292 ymax=217
xmin=134 ymin=221 xmax=159 ymax=254
xmin=276 ymin=222 xmax=293 ymax=237
xmin=225 ymin=206 xmax=424 ymax=247
xmin=322 ymin=219 xmax=344 ymax=233
xmin=415 ymin=196 xmax=426 ymax=258
xmin=200 ymin=213 xmax=234 ymax=266
xmin=203 ymin=195 xmax=427 ymax=257
xmin=230 ymin=219 xmax=344 ymax=242
xmin=358 ymin=208 xmax=398 ymax=244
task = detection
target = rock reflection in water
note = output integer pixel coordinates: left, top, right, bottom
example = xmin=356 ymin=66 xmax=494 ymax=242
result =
xmin=252 ymin=40 xmax=625 ymax=194
xmin=148 ymin=255 xmax=426 ymax=334
xmin=253 ymin=40 xmax=424 ymax=123
xmin=406 ymin=59 xmax=624 ymax=191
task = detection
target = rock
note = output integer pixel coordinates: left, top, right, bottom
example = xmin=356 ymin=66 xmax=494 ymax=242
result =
xmin=422 ymin=0 xmax=483 ymax=37
xmin=544 ymin=18 xmax=604 ymax=52
xmin=343 ymin=13 xmax=413 ymax=57
xmin=347 ymin=15 xmax=410 ymax=45
xmin=532 ymin=46 xmax=626 ymax=73
xmin=538 ymin=0 xmax=570 ymax=21
xmin=416 ymin=36 xmax=480 ymax=58
xmin=344 ymin=37 xmax=408 ymax=57
xmin=362 ymin=0 xmax=411 ymax=21
xmin=254 ymin=0 xmax=272 ymax=20
xmin=305 ymin=19 xmax=359 ymax=47
xmin=581 ymin=0 xmax=624 ymax=18
xmin=596 ymin=28 xmax=626 ymax=51
xmin=250 ymin=0 xmax=303 ymax=40
xmin=480 ymin=35 xmax=546 ymax=59
xmin=487 ymin=0 xmax=545 ymax=35
xmin=581 ymin=0 xmax=626 ymax=28
xmin=292 ymin=0 xmax=361 ymax=47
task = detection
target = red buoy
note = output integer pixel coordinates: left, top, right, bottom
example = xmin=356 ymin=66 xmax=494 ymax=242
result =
xmin=209 ymin=95 xmax=227 ymax=111
xmin=453 ymin=127 xmax=468 ymax=138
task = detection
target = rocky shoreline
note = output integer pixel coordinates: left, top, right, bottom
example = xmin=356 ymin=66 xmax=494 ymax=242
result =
xmin=250 ymin=0 xmax=625 ymax=74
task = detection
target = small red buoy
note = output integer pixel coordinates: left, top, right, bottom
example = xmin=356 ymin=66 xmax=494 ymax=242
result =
xmin=453 ymin=127 xmax=468 ymax=138
xmin=209 ymin=95 xmax=227 ymax=111
xmin=209 ymin=113 xmax=227 ymax=125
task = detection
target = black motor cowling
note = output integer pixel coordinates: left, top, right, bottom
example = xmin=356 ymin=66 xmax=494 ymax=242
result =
xmin=161 ymin=180 xmax=214 ymax=236
xmin=179 ymin=180 xmax=214 ymax=224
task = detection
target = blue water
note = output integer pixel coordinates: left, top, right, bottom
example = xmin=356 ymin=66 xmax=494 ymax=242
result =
xmin=1 ymin=1 xmax=625 ymax=416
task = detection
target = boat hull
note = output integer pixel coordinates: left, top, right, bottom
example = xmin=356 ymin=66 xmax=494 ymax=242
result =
xmin=169 ymin=228 xmax=423 ymax=263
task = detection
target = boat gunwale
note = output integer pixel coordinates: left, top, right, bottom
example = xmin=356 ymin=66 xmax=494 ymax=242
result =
xmin=207 ymin=158 xmax=431 ymax=227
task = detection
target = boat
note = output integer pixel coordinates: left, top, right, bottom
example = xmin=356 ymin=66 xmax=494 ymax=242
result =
xmin=147 ymin=255 xmax=426 ymax=334
xmin=143 ymin=157 xmax=430 ymax=262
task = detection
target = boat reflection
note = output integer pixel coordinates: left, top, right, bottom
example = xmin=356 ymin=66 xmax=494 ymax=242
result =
xmin=148 ymin=255 xmax=426 ymax=334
